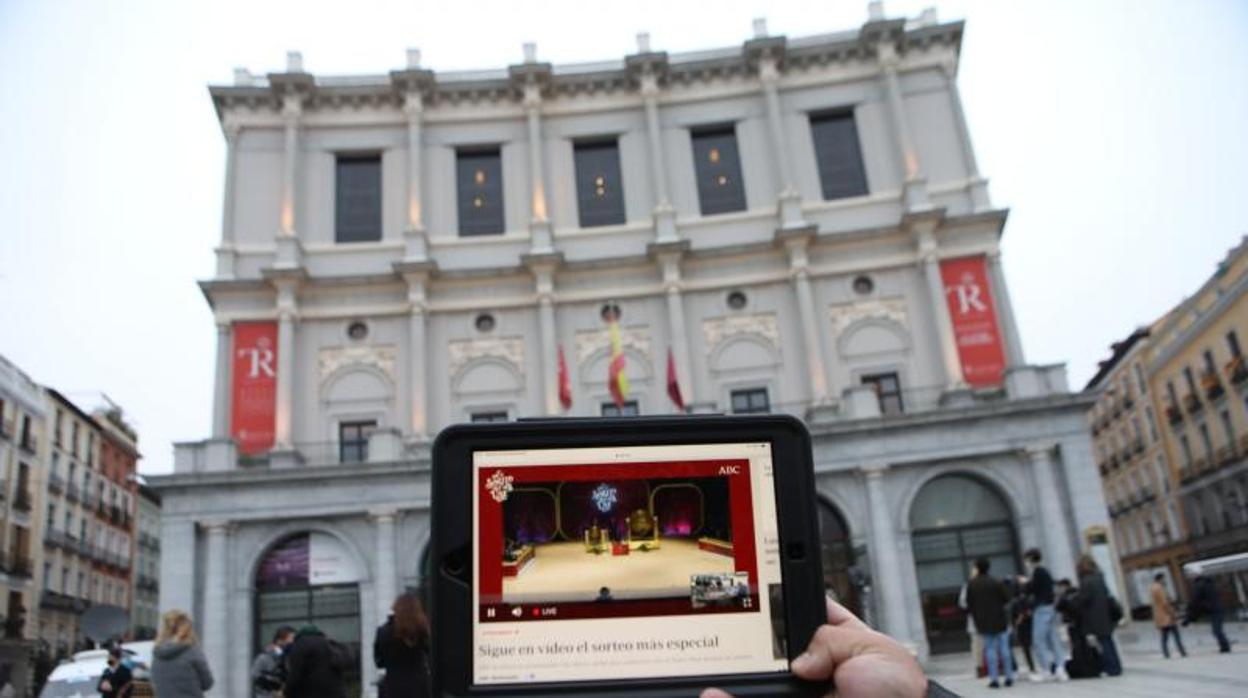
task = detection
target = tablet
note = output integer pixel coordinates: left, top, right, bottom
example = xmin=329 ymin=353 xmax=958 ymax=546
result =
xmin=430 ymin=415 xmax=825 ymax=697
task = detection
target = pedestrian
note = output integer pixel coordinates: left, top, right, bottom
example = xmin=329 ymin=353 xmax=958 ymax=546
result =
xmin=1018 ymin=548 xmax=1067 ymax=681
xmin=252 ymin=625 xmax=296 ymax=697
xmin=964 ymin=557 xmax=1015 ymax=688
xmin=1073 ymin=555 xmax=1122 ymax=676
xmin=150 ymin=609 xmax=215 ymax=698
xmin=1009 ymin=584 xmax=1036 ymax=676
xmin=1056 ymin=578 xmax=1102 ymax=678
xmin=99 ymin=646 xmax=134 ymax=698
xmin=1186 ymin=573 xmax=1232 ymax=653
xmin=374 ymin=592 xmax=431 ymax=698
xmin=284 ymin=624 xmax=350 ymax=698
xmin=958 ymin=563 xmax=985 ymax=678
xmin=1150 ymin=573 xmax=1186 ymax=658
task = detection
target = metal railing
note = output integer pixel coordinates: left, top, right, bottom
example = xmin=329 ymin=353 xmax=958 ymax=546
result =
xmin=47 ymin=473 xmax=64 ymax=494
xmin=64 ymin=482 xmax=79 ymax=503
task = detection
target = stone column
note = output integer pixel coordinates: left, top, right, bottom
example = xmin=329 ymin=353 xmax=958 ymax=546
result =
xmin=401 ymin=272 xmax=431 ymax=439
xmin=639 ymin=66 xmax=678 ymax=242
xmin=758 ymin=55 xmax=804 ymax=229
xmin=782 ymin=235 xmax=830 ymax=404
xmin=201 ymin=521 xmax=230 ymax=694
xmin=216 ymin=123 xmax=240 ymax=278
xmin=658 ymin=251 xmax=694 ymax=411
xmin=537 ymin=281 xmax=558 ymax=415
xmin=372 ymin=510 xmax=399 ymax=621
xmin=863 ymin=466 xmax=910 ymax=641
xmin=917 ymin=230 xmax=964 ymax=391
xmin=274 ymin=281 xmax=298 ymax=449
xmin=522 ymin=73 xmax=554 ymax=254
xmin=940 ymin=59 xmax=990 ymax=211
xmin=1026 ymin=447 xmax=1077 ymax=579
xmin=212 ymin=322 xmax=231 ymax=438
xmin=877 ymin=42 xmax=929 ymax=212
xmin=158 ymin=518 xmax=195 ymax=614
xmin=276 ymin=92 xmax=303 ymax=268
xmin=986 ymin=251 xmax=1026 ymax=368
xmin=403 ymin=91 xmax=430 ymax=260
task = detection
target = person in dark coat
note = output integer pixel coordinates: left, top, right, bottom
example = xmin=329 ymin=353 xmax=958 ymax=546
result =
xmin=98 ymin=646 xmax=133 ymax=698
xmin=964 ymin=558 xmax=1015 ymax=688
xmin=1056 ymin=579 xmax=1102 ymax=679
xmin=1073 ymin=555 xmax=1121 ymax=676
xmin=285 ymin=625 xmax=348 ymax=698
xmin=1186 ymin=574 xmax=1232 ymax=653
xmin=374 ymin=592 xmax=431 ymax=698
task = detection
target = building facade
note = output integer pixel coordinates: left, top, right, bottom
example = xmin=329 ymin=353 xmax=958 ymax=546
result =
xmin=0 ymin=355 xmax=44 ymax=642
xmin=1086 ymin=329 xmax=1191 ymax=609
xmin=132 ymin=484 xmax=160 ymax=640
xmin=1150 ymin=240 xmax=1248 ymax=605
xmin=96 ymin=408 xmax=138 ymax=615
xmin=153 ymin=9 xmax=1108 ymax=695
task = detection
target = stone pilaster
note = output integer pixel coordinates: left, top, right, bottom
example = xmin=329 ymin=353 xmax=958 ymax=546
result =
xmin=779 ymin=229 xmax=830 ymax=404
xmin=878 ymin=42 xmax=929 ymax=212
xmin=638 ymin=65 xmax=678 ymax=242
xmin=652 ymin=242 xmax=694 ymax=411
xmin=524 ymin=253 xmax=563 ymax=415
xmin=1026 ymin=446 xmax=1077 ymax=580
xmin=940 ymin=59 xmax=990 ymax=211
xmin=215 ymin=123 xmax=240 ymax=278
xmin=914 ymin=224 xmax=965 ymax=392
xmin=201 ymin=521 xmax=231 ymax=695
xmin=372 ymin=509 xmax=399 ymax=622
xmin=273 ymin=278 xmax=299 ymax=449
xmin=863 ymin=465 xmax=910 ymax=641
xmin=986 ymin=250 xmax=1026 ymax=368
xmin=211 ymin=321 xmax=231 ymax=438
xmin=397 ymin=264 xmax=435 ymax=439
xmin=756 ymin=51 xmax=805 ymax=229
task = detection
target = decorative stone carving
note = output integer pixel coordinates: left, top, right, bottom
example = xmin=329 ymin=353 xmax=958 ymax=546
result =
xmin=575 ymin=326 xmax=651 ymax=364
xmin=318 ymin=344 xmax=397 ymax=383
xmin=702 ymin=313 xmax=779 ymax=353
xmin=447 ymin=337 xmax=525 ymax=376
xmin=828 ymin=298 xmax=908 ymax=337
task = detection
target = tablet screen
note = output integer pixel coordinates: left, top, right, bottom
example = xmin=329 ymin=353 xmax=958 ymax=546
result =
xmin=471 ymin=442 xmax=788 ymax=685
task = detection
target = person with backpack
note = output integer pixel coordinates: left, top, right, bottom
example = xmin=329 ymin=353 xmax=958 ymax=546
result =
xmin=1073 ymin=555 xmax=1122 ymax=676
xmin=284 ymin=624 xmax=350 ymax=698
xmin=374 ymin=592 xmax=432 ymax=698
xmin=964 ymin=558 xmax=1015 ymax=688
xmin=252 ymin=625 xmax=296 ymax=697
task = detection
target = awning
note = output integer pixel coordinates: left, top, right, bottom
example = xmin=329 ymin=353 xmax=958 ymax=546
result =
xmin=1183 ymin=551 xmax=1248 ymax=576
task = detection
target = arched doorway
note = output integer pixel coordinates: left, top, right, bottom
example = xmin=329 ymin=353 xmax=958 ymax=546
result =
xmin=818 ymin=499 xmax=862 ymax=617
xmin=254 ymin=533 xmax=364 ymax=696
xmin=910 ymin=474 xmax=1019 ymax=654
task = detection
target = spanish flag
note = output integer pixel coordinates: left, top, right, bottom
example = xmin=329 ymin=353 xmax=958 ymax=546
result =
xmin=606 ymin=307 xmax=630 ymax=407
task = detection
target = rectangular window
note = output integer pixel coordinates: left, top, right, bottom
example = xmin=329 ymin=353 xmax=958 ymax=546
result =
xmin=1198 ymin=423 xmax=1214 ymax=462
xmin=334 ymin=155 xmax=383 ymax=243
xmin=1179 ymin=434 xmax=1193 ymax=466
xmin=470 ymin=411 xmax=509 ymax=423
xmin=1203 ymin=349 xmax=1217 ymax=376
xmin=861 ymin=372 xmax=904 ymax=416
xmin=691 ymin=126 xmax=747 ymax=215
xmin=1145 ymin=407 xmax=1159 ymax=441
xmin=600 ymin=401 xmax=639 ymax=417
xmin=1183 ymin=366 xmax=1198 ymax=395
xmin=457 ymin=148 xmax=504 ymax=236
xmin=573 ymin=140 xmax=626 ymax=227
xmin=338 ymin=420 xmax=377 ymax=464
xmin=810 ymin=111 xmax=868 ymax=200
xmin=1228 ymin=330 xmax=1242 ymax=358
xmin=730 ymin=388 xmax=770 ymax=414
xmin=1220 ymin=409 xmax=1235 ymax=450
xmin=1133 ymin=363 xmax=1147 ymax=394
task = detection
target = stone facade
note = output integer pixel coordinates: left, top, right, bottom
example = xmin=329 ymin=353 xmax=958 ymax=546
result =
xmin=132 ymin=485 xmax=161 ymax=639
xmin=152 ymin=9 xmax=1107 ymax=696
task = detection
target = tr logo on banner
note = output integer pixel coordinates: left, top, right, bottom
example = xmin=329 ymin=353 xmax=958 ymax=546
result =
xmin=939 ymin=256 xmax=1006 ymax=386
xmin=231 ymin=321 xmax=278 ymax=455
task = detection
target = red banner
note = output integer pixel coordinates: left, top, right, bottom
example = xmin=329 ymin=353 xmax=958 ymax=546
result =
xmin=231 ymin=322 xmax=278 ymax=454
xmin=940 ymin=256 xmax=1006 ymax=386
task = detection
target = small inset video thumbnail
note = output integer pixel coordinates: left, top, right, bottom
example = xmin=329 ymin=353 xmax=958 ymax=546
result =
xmin=690 ymin=572 xmax=751 ymax=610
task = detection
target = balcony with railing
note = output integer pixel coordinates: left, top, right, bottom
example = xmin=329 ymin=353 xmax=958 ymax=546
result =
xmin=1226 ymin=356 xmax=1248 ymax=385
xmin=4 ymin=553 xmax=32 ymax=579
xmin=1201 ymin=371 xmax=1225 ymax=401
xmin=43 ymin=528 xmax=68 ymax=550
xmin=81 ymin=489 xmax=94 ymax=509
xmin=47 ymin=472 xmax=64 ymax=495
xmin=1166 ymin=404 xmax=1184 ymax=425
xmin=40 ymin=590 xmax=87 ymax=615
xmin=12 ymin=490 xmax=32 ymax=514
xmin=18 ymin=434 xmax=37 ymax=455
xmin=64 ymin=482 xmax=79 ymax=504
xmin=1184 ymin=393 xmax=1203 ymax=414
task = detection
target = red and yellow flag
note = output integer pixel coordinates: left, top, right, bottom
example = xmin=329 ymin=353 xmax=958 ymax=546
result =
xmin=606 ymin=308 xmax=630 ymax=407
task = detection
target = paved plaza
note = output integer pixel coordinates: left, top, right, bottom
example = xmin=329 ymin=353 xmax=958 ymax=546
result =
xmin=926 ymin=621 xmax=1248 ymax=697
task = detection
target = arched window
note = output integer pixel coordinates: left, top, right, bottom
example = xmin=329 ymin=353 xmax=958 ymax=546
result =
xmin=910 ymin=474 xmax=1018 ymax=654
xmin=817 ymin=500 xmax=861 ymax=617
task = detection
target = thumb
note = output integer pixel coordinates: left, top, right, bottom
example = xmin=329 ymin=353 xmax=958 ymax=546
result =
xmin=790 ymin=623 xmax=876 ymax=680
xmin=700 ymin=689 xmax=734 ymax=698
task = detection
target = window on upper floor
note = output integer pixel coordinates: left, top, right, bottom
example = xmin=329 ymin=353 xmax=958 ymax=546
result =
xmin=338 ymin=420 xmax=376 ymax=464
xmin=601 ymin=401 xmax=639 ymax=418
xmin=1220 ymin=409 xmax=1235 ymax=451
xmin=691 ymin=126 xmax=746 ymax=215
xmin=470 ymin=411 xmax=509 ymax=423
xmin=1178 ymin=433 xmax=1193 ymax=466
xmin=334 ymin=154 xmax=382 ymax=243
xmin=54 ymin=410 xmax=62 ymax=446
xmin=1202 ymin=349 xmax=1218 ymax=377
xmin=810 ymin=111 xmax=868 ymax=201
xmin=1197 ymin=423 xmax=1214 ymax=463
xmin=1228 ymin=330 xmax=1242 ymax=358
xmin=730 ymin=388 xmax=770 ymax=415
xmin=861 ymin=372 xmax=904 ymax=416
xmin=457 ymin=148 xmax=504 ymax=236
xmin=1133 ymin=363 xmax=1147 ymax=394
xmin=1145 ymin=407 xmax=1159 ymax=441
xmin=573 ymin=139 xmax=626 ymax=228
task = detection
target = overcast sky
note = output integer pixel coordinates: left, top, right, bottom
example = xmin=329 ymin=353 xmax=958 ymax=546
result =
xmin=2 ymin=0 xmax=1246 ymax=475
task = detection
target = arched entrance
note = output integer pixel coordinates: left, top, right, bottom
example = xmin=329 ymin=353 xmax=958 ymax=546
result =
xmin=817 ymin=499 xmax=862 ymax=617
xmin=254 ymin=533 xmax=364 ymax=696
xmin=910 ymin=474 xmax=1019 ymax=654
